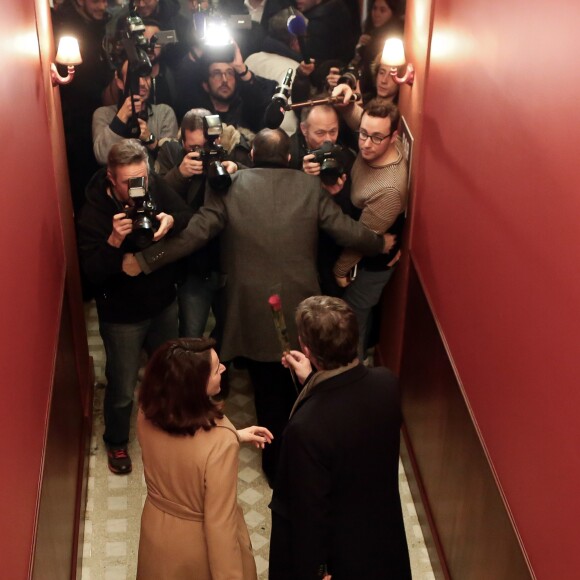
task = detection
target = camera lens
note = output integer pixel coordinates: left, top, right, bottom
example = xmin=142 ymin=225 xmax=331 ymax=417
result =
xmin=207 ymin=161 xmax=232 ymax=191
xmin=131 ymin=215 xmax=155 ymax=249
xmin=319 ymin=158 xmax=342 ymax=186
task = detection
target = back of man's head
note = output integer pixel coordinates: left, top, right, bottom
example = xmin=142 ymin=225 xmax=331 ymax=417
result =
xmin=268 ymin=8 xmax=298 ymax=48
xmin=296 ymin=296 xmax=359 ymax=369
xmin=107 ymin=139 xmax=149 ymax=172
xmin=252 ymin=129 xmax=290 ymax=166
xmin=363 ymin=98 xmax=400 ymax=132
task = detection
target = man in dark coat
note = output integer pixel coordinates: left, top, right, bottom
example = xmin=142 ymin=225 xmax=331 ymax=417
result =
xmin=121 ymin=128 xmax=391 ymax=483
xmin=295 ymin=0 xmax=357 ymax=65
xmin=77 ymin=139 xmax=191 ymax=474
xmin=269 ymin=295 xmax=411 ymax=579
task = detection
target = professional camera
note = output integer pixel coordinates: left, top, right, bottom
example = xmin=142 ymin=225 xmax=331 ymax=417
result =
xmin=337 ymin=57 xmax=361 ymax=91
xmin=192 ymin=115 xmax=232 ymax=191
xmin=117 ymin=2 xmax=154 ymax=137
xmin=125 ymin=177 xmax=158 ymax=249
xmin=307 ymin=141 xmax=345 ymax=186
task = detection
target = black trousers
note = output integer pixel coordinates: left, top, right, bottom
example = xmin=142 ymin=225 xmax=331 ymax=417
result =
xmin=242 ymin=359 xmax=298 ymax=485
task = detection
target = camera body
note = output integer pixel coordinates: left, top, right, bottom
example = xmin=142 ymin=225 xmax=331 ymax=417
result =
xmin=192 ymin=115 xmax=232 ymax=191
xmin=308 ymin=141 xmax=345 ymax=186
xmin=125 ymin=177 xmax=158 ymax=249
xmin=337 ymin=62 xmax=360 ymax=90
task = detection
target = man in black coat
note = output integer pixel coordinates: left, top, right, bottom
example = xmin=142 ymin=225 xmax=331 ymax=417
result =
xmin=77 ymin=139 xmax=191 ymax=475
xmin=269 ymin=295 xmax=411 ymax=579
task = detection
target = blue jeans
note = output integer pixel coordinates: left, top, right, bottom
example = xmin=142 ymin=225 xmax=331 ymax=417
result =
xmin=342 ymin=266 xmax=396 ymax=358
xmin=98 ymin=301 xmax=178 ymax=447
xmin=177 ymin=271 xmax=223 ymax=338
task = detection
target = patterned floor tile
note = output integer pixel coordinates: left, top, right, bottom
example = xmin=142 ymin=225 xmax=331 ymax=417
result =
xmin=82 ymin=300 xmax=435 ymax=579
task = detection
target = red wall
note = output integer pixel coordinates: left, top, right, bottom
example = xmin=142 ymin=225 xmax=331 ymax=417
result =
xmin=0 ymin=1 xmax=71 ymax=576
xmin=405 ymin=0 xmax=580 ymax=576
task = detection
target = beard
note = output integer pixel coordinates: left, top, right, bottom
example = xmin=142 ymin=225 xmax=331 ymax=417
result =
xmin=210 ymin=86 xmax=234 ymax=105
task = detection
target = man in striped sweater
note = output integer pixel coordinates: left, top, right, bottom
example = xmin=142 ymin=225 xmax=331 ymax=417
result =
xmin=332 ymin=97 xmax=408 ymax=358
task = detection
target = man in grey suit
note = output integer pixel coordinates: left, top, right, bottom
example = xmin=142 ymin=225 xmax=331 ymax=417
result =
xmin=122 ymin=128 xmax=391 ymax=483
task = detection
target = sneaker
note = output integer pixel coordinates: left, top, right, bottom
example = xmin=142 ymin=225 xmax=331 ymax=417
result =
xmin=107 ymin=446 xmax=132 ymax=475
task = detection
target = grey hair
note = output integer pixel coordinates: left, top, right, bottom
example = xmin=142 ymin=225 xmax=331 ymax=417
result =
xmin=107 ymin=139 xmax=149 ymax=171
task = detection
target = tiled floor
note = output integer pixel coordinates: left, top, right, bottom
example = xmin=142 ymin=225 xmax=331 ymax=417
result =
xmin=82 ymin=302 xmax=436 ymax=579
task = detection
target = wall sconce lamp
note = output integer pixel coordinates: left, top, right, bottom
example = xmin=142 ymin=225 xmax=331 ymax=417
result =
xmin=51 ymin=36 xmax=82 ymax=86
xmin=382 ymin=38 xmax=415 ymax=86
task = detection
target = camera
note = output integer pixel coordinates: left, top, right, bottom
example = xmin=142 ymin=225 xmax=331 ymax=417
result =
xmin=308 ymin=141 xmax=345 ymax=186
xmin=116 ymin=2 xmax=154 ymax=137
xmin=337 ymin=61 xmax=360 ymax=91
xmin=191 ymin=115 xmax=232 ymax=191
xmin=125 ymin=177 xmax=158 ymax=249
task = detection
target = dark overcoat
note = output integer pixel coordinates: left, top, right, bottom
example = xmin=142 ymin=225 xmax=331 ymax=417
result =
xmin=269 ymin=364 xmax=412 ymax=579
xmin=139 ymin=167 xmax=383 ymax=361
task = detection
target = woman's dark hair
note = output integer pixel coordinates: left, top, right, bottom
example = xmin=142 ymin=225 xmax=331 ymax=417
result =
xmin=363 ymin=0 xmax=399 ymax=34
xmin=139 ymin=337 xmax=224 ymax=436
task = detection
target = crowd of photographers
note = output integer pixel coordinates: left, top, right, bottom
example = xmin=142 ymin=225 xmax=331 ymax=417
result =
xmin=56 ymin=0 xmax=412 ymax=576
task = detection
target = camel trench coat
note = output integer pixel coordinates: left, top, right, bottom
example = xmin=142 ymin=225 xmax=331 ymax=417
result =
xmin=136 ymin=411 xmax=257 ymax=579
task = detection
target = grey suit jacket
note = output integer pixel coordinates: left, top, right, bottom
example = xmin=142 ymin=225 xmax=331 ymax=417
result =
xmin=137 ymin=167 xmax=383 ymax=361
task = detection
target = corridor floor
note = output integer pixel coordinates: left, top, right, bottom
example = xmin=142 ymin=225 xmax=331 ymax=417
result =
xmin=82 ymin=302 xmax=436 ymax=579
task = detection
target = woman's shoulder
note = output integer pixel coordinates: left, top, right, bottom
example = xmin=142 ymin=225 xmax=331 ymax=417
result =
xmin=213 ymin=416 xmax=239 ymax=440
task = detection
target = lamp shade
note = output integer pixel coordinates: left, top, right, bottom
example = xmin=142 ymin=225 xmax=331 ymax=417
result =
xmin=55 ymin=36 xmax=82 ymax=66
xmin=382 ymin=38 xmax=406 ymax=67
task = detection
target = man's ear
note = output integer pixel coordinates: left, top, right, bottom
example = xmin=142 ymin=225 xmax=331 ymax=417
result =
xmin=287 ymin=153 xmax=291 ymax=163
xmin=299 ymin=121 xmax=307 ymax=136
xmin=390 ymin=129 xmax=399 ymax=142
xmin=202 ymin=81 xmax=209 ymax=94
xmin=250 ymin=148 xmax=254 ymax=161
xmin=106 ymin=169 xmax=115 ymax=187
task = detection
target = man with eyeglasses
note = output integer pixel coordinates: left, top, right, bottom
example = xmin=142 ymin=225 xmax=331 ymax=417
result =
xmin=176 ymin=44 xmax=276 ymax=133
xmin=289 ymin=102 xmax=358 ymax=296
xmin=331 ymin=89 xmax=408 ymax=360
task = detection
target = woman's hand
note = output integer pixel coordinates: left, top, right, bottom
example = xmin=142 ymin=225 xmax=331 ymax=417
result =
xmin=237 ymin=426 xmax=274 ymax=449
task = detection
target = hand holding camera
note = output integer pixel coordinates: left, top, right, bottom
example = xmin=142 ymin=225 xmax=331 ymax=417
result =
xmin=179 ymin=149 xmax=204 ymax=178
xmin=108 ymin=212 xmax=133 ymax=248
xmin=302 ymin=153 xmax=321 ymax=176
xmin=152 ymin=212 xmax=174 ymax=241
xmin=117 ymin=95 xmax=145 ymax=124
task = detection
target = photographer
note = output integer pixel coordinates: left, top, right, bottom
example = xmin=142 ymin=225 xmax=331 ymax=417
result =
xmin=92 ymin=59 xmax=178 ymax=165
xmin=77 ymin=140 xmax=191 ymax=475
xmin=156 ymin=108 xmax=250 ymax=339
xmin=289 ymin=102 xmax=358 ymax=295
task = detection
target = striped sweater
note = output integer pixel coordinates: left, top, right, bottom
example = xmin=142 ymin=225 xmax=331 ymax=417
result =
xmin=334 ymin=137 xmax=408 ymax=276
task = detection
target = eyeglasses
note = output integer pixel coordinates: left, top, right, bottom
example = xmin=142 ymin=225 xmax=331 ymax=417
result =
xmin=209 ymin=69 xmax=235 ymax=80
xmin=357 ymin=129 xmax=392 ymax=145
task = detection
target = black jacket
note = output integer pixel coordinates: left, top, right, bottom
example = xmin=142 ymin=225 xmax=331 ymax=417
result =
xmin=269 ymin=364 xmax=411 ymax=579
xmin=77 ymin=169 xmax=192 ymax=323
xmin=174 ymin=57 xmax=277 ymax=131
xmin=302 ymin=0 xmax=357 ymax=65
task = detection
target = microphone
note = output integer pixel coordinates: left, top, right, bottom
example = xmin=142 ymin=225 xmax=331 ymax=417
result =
xmin=265 ymin=68 xmax=294 ymax=130
xmin=287 ymin=14 xmax=310 ymax=64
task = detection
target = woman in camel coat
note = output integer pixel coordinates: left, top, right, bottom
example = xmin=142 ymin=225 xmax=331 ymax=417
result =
xmin=136 ymin=337 xmax=272 ymax=579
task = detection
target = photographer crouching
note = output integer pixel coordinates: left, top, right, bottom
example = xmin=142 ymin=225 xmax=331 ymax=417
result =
xmin=77 ymin=140 xmax=192 ymax=475
xmin=156 ymin=108 xmax=250 ymax=341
